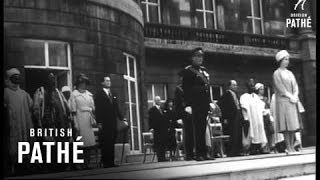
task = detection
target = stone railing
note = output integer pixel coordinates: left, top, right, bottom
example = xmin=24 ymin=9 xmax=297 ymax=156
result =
xmin=144 ymin=23 xmax=295 ymax=50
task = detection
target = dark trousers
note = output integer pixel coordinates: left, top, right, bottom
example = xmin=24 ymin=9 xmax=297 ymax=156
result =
xmin=155 ymin=145 xmax=166 ymax=162
xmin=192 ymin=106 xmax=208 ymax=157
xmin=182 ymin=113 xmax=194 ymax=157
xmin=154 ymin=130 xmax=167 ymax=162
xmin=100 ymin=131 xmax=116 ymax=167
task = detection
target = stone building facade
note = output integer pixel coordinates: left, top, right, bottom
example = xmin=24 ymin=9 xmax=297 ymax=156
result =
xmin=4 ymin=0 xmax=316 ymax=154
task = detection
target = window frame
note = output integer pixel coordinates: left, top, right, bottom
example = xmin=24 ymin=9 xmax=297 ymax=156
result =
xmin=147 ymin=83 xmax=167 ymax=108
xmin=123 ymin=52 xmax=142 ymax=153
xmin=246 ymin=0 xmax=264 ymax=34
xmin=23 ymin=39 xmax=72 ymax=88
xmin=209 ymin=84 xmax=223 ymax=102
xmin=195 ymin=0 xmax=217 ymax=29
xmin=141 ymin=0 xmax=161 ymax=23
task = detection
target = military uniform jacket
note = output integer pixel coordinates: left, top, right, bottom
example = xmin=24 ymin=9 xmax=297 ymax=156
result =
xmin=181 ymin=65 xmax=211 ymax=107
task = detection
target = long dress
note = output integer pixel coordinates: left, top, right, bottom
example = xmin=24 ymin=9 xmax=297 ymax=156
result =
xmin=4 ymin=87 xmax=34 ymax=162
xmin=273 ymin=68 xmax=301 ymax=132
xmin=70 ymin=89 xmax=96 ymax=147
xmin=240 ymin=93 xmax=267 ymax=145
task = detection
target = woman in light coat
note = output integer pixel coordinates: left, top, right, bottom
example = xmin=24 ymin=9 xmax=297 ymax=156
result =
xmin=70 ymin=73 xmax=96 ymax=169
xmin=272 ymin=50 xmax=302 ymax=154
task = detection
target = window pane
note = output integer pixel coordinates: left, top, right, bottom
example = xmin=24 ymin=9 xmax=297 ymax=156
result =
xmin=195 ymin=0 xmax=203 ymax=9
xmin=149 ymin=0 xmax=158 ymax=3
xmin=206 ymin=12 xmax=214 ymax=29
xmin=141 ymin=3 xmax=147 ymax=22
xmin=149 ymin=5 xmax=159 ymax=23
xmin=133 ymin=127 xmax=139 ymax=150
xmin=147 ymin=84 xmax=153 ymax=100
xmin=130 ymin=81 xmax=136 ymax=103
xmin=254 ymin=19 xmax=262 ymax=34
xmin=242 ymin=19 xmax=253 ymax=33
xmin=129 ymin=57 xmax=135 ymax=78
xmin=131 ymin=104 xmax=137 ymax=126
xmin=124 ymin=103 xmax=130 ymax=123
xmin=20 ymin=40 xmax=45 ymax=66
xmin=195 ymin=12 xmax=204 ymax=28
xmin=49 ymin=42 xmax=68 ymax=67
xmin=252 ymin=0 xmax=261 ymax=17
xmin=124 ymin=81 xmax=129 ymax=102
xmin=205 ymin=0 xmax=213 ymax=11
xmin=154 ymin=84 xmax=166 ymax=100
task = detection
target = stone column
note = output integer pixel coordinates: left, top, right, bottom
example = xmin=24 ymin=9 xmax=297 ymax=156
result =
xmin=299 ymin=33 xmax=316 ymax=146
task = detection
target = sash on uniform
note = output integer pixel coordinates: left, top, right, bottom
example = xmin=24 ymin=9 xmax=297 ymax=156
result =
xmin=188 ymin=66 xmax=209 ymax=84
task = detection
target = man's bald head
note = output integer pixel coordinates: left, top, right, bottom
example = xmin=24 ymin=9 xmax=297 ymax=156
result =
xmin=228 ymin=80 xmax=238 ymax=92
xmin=154 ymin=96 xmax=161 ymax=105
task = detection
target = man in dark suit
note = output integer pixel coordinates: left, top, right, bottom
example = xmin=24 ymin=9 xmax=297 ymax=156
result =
xmin=217 ymin=80 xmax=244 ymax=157
xmin=148 ymin=96 xmax=169 ymax=162
xmin=94 ymin=76 xmax=125 ymax=168
xmin=174 ymin=73 xmax=194 ymax=160
xmin=180 ymin=47 xmax=213 ymax=161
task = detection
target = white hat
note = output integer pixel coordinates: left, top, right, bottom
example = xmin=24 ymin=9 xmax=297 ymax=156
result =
xmin=255 ymin=83 xmax=264 ymax=91
xmin=275 ymin=50 xmax=289 ymax=62
xmin=61 ymin=86 xmax=71 ymax=92
xmin=6 ymin=68 xmax=20 ymax=78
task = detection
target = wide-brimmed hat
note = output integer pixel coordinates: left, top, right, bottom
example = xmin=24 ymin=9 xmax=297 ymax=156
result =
xmin=275 ymin=50 xmax=289 ymax=62
xmin=75 ymin=73 xmax=90 ymax=86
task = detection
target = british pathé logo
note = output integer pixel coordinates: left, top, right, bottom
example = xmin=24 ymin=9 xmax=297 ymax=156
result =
xmin=286 ymin=0 xmax=311 ymax=28
xmin=294 ymin=0 xmax=307 ymax=10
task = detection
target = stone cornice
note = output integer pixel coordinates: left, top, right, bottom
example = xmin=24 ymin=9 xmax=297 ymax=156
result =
xmin=144 ymin=38 xmax=301 ymax=59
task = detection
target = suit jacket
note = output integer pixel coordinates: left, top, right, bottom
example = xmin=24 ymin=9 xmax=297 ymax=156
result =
xmin=94 ymin=88 xmax=123 ymax=136
xmin=148 ymin=106 xmax=168 ymax=147
xmin=181 ymin=65 xmax=211 ymax=108
xmin=217 ymin=90 xmax=240 ymax=121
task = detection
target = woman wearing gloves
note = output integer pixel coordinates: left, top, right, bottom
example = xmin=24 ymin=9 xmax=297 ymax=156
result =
xmin=70 ymin=73 xmax=96 ymax=169
xmin=273 ymin=50 xmax=302 ymax=154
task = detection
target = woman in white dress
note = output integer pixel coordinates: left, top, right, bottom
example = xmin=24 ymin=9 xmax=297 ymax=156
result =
xmin=70 ymin=73 xmax=96 ymax=169
xmin=273 ymin=50 xmax=303 ymax=154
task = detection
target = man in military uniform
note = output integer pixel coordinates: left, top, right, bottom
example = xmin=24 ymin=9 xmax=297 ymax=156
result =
xmin=181 ymin=47 xmax=213 ymax=161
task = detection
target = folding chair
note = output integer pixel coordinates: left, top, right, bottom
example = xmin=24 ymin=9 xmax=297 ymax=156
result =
xmin=142 ymin=132 xmax=156 ymax=163
xmin=209 ymin=122 xmax=229 ymax=158
xmin=175 ymin=128 xmax=184 ymax=160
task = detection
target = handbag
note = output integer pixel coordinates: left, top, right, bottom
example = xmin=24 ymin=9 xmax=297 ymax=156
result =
xmin=297 ymin=101 xmax=305 ymax=113
xmin=117 ymin=118 xmax=129 ymax=132
xmin=89 ymin=112 xmax=97 ymax=126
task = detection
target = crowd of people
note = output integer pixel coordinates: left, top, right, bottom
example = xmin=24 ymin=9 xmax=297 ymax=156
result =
xmin=3 ymin=48 xmax=305 ymax=176
xmin=147 ymin=48 xmax=305 ymax=162
xmin=4 ymin=71 xmax=127 ymax=176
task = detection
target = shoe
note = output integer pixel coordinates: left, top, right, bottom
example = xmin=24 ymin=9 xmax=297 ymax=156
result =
xmin=195 ymin=156 xmax=205 ymax=161
xmin=203 ymin=156 xmax=215 ymax=160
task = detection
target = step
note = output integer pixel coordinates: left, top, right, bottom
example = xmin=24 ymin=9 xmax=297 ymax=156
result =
xmin=7 ymin=147 xmax=315 ymax=179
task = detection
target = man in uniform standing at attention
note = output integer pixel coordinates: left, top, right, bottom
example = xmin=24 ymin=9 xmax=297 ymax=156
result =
xmin=181 ymin=47 xmax=214 ymax=161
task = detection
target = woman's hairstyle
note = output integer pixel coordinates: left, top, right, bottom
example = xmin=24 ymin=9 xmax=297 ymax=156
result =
xmin=75 ymin=73 xmax=90 ymax=88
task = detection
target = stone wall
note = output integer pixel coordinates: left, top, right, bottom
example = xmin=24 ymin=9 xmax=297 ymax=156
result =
xmin=4 ymin=0 xmax=145 ymax=143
